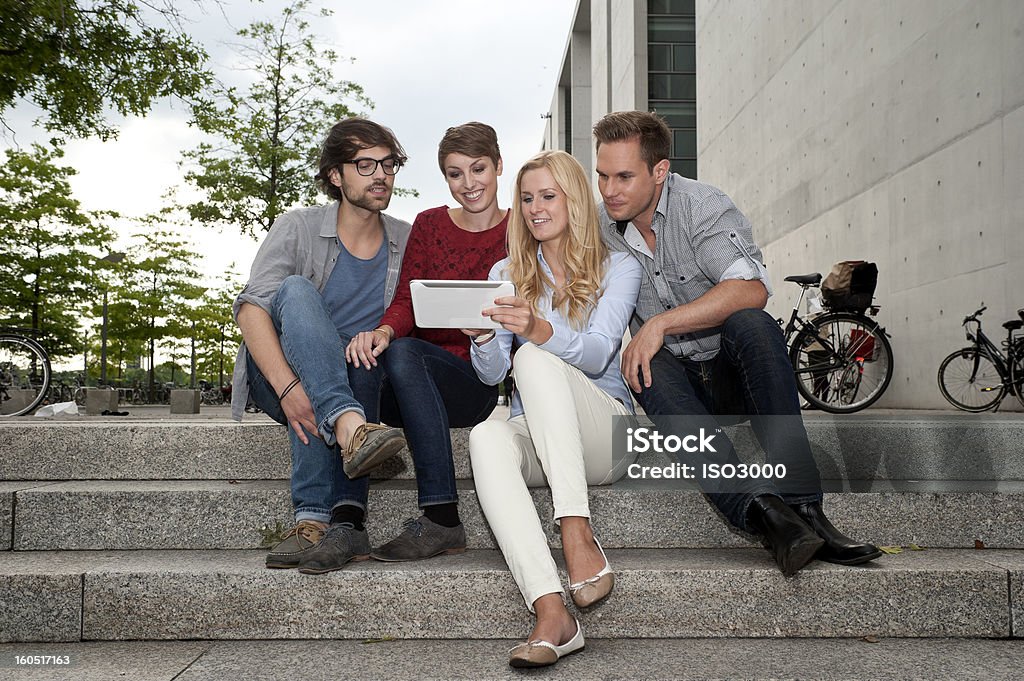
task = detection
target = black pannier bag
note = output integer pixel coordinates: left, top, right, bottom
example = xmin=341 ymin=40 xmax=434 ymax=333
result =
xmin=820 ymin=260 xmax=877 ymax=312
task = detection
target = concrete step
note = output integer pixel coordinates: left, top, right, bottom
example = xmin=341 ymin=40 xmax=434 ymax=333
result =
xmin=0 ymin=548 xmax=1014 ymax=642
xmin=7 ymin=480 xmax=1024 ymax=551
xmin=1 ymin=415 xmax=1022 ymax=482
xmin=3 ymin=637 xmax=1024 ymax=680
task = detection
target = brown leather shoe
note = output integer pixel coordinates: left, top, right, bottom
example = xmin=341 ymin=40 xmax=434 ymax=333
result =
xmin=265 ymin=520 xmax=326 ymax=569
xmin=342 ymin=423 xmax=406 ymax=478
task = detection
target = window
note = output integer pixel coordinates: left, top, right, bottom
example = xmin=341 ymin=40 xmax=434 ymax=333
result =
xmin=648 ymin=0 xmax=697 ymax=178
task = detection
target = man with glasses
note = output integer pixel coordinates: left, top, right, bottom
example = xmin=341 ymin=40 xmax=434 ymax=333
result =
xmin=231 ymin=117 xmax=412 ymax=571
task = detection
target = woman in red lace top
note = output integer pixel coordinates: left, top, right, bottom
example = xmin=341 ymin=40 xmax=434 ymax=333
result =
xmin=340 ymin=122 xmax=508 ymax=560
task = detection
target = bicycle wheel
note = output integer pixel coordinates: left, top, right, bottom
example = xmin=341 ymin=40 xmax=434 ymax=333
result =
xmin=1009 ymin=342 xmax=1024 ymax=410
xmin=937 ymin=348 xmax=1004 ymax=412
xmin=0 ymin=335 xmax=51 ymax=417
xmin=789 ymin=312 xmax=894 ymax=413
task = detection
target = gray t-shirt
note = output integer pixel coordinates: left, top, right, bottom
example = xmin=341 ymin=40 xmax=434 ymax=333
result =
xmin=322 ymin=237 xmax=388 ymax=338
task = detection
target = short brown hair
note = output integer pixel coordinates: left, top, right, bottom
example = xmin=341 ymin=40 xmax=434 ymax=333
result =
xmin=316 ymin=118 xmax=408 ymax=201
xmin=437 ymin=122 xmax=501 ymax=172
xmin=592 ymin=111 xmax=671 ymax=170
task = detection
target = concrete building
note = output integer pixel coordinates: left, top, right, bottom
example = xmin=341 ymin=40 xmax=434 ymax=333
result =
xmin=544 ymin=0 xmax=1023 ymax=409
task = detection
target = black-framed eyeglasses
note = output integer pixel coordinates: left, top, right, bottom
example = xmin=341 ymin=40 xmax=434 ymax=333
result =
xmin=343 ymin=156 xmax=402 ymax=176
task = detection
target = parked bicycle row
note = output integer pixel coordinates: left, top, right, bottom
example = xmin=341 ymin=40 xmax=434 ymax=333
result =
xmin=3 ymin=273 xmax=1021 ymax=417
xmin=0 ymin=331 xmax=232 ymax=417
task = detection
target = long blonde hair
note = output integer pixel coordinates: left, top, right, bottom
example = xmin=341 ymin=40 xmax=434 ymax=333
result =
xmin=507 ymin=150 xmax=608 ymax=329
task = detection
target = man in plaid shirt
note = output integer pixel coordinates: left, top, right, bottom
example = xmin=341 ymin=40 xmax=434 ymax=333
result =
xmin=594 ymin=110 xmax=880 ymax=576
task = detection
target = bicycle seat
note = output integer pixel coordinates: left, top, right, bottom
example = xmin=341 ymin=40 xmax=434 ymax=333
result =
xmin=1003 ymin=320 xmax=1024 ymax=331
xmin=784 ymin=273 xmax=822 ymax=285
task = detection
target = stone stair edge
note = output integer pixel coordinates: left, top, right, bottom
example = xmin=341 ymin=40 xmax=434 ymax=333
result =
xmin=9 ymin=480 xmax=1024 ymax=552
xmin=0 ymin=548 xmax=1014 ymax=642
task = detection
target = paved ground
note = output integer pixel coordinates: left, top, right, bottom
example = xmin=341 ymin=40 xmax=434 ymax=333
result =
xmin=2 ymin=638 xmax=1024 ymax=680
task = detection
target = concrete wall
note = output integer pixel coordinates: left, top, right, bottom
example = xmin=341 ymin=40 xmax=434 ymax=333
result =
xmin=697 ymin=0 xmax=1024 ymax=409
xmin=545 ymin=0 xmax=646 ymax=177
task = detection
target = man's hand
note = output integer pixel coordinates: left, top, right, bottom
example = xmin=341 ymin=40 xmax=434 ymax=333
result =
xmin=621 ymin=319 xmax=666 ymax=393
xmin=280 ymin=382 xmax=319 ymax=445
xmin=346 ymin=327 xmax=391 ymax=368
xmin=483 ymin=296 xmax=552 ymax=345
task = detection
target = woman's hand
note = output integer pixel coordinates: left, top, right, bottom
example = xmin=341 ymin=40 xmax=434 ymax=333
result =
xmin=345 ymin=326 xmax=392 ymax=368
xmin=483 ymin=296 xmax=552 ymax=345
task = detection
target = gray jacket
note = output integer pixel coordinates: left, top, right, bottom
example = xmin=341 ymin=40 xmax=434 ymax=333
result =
xmin=230 ymin=201 xmax=411 ymax=420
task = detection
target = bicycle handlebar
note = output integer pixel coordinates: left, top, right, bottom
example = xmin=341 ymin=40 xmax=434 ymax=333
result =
xmin=964 ymin=305 xmax=987 ymax=325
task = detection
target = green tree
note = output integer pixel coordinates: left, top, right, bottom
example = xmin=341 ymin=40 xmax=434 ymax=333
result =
xmin=180 ymin=0 xmax=373 ymax=237
xmin=120 ymin=225 xmax=204 ymax=396
xmin=0 ymin=0 xmax=210 ymax=141
xmin=0 ymin=143 xmax=114 ymax=357
xmin=191 ymin=270 xmax=241 ymax=388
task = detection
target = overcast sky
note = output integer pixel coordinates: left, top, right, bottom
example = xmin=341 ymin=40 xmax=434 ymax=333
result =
xmin=4 ymin=0 xmax=578 ymax=285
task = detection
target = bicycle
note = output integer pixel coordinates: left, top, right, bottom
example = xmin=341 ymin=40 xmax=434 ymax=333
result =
xmin=777 ymin=273 xmax=894 ymax=413
xmin=0 ymin=328 xmax=52 ymax=417
xmin=937 ymin=305 xmax=1024 ymax=412
xmin=199 ymin=379 xmax=224 ymax=405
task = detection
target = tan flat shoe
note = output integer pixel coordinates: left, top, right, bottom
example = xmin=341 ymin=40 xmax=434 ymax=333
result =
xmin=569 ymin=536 xmax=614 ymax=608
xmin=508 ymin=618 xmax=584 ymax=668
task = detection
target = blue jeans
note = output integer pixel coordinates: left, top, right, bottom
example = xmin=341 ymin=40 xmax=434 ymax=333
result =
xmin=374 ymin=337 xmax=498 ymax=507
xmin=248 ymin=276 xmax=497 ymax=518
xmin=634 ymin=308 xmax=823 ymax=531
xmin=247 ymin=275 xmax=385 ymax=523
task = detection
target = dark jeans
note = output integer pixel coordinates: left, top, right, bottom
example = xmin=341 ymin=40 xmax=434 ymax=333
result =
xmin=373 ymin=336 xmax=499 ymax=507
xmin=634 ymin=308 xmax=823 ymax=531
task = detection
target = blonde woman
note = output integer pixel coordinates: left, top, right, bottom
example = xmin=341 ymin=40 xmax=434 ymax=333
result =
xmin=467 ymin=150 xmax=642 ymax=668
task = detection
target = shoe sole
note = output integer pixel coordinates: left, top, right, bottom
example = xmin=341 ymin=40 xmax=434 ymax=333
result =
xmin=343 ymin=434 xmax=407 ymax=478
xmin=781 ymin=536 xmax=826 ymax=577
xmin=370 ymin=546 xmax=466 ymax=563
xmin=296 ymin=553 xmax=371 ymax=575
xmin=265 ymin=560 xmax=301 ymax=569
xmin=508 ymin=645 xmax=585 ymax=668
xmin=818 ymin=548 xmax=884 ymax=566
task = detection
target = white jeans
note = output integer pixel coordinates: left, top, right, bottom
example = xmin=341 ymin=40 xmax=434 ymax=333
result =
xmin=469 ymin=344 xmax=637 ymax=610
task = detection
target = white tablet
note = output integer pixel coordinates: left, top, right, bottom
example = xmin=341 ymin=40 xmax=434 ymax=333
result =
xmin=410 ymin=280 xmax=515 ymax=329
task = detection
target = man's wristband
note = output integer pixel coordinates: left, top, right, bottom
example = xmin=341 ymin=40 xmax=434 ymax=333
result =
xmin=278 ymin=377 xmax=301 ymax=401
xmin=473 ymin=330 xmax=496 ymax=346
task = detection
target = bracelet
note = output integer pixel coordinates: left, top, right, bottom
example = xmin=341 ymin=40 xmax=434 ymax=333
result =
xmin=473 ymin=330 xmax=496 ymax=346
xmin=278 ymin=377 xmax=301 ymax=401
xmin=373 ymin=326 xmax=391 ymax=341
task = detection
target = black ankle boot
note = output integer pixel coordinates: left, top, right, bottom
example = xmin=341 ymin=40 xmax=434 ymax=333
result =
xmin=791 ymin=501 xmax=882 ymax=565
xmin=746 ymin=495 xmax=824 ymax=577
